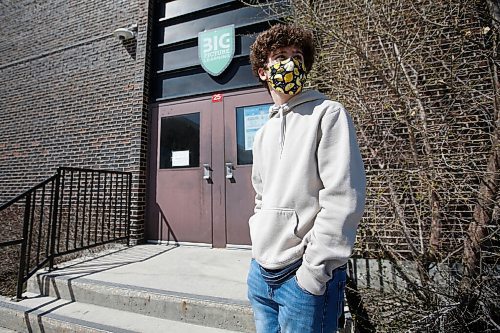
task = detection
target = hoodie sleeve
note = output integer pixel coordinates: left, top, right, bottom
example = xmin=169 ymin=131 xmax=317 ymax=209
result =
xmin=296 ymin=104 xmax=366 ymax=295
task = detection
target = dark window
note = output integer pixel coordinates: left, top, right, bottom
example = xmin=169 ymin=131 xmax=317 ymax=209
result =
xmin=236 ymin=104 xmax=271 ymax=165
xmin=160 ymin=113 xmax=200 ymax=169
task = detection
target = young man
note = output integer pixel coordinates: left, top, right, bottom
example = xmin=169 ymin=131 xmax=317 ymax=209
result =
xmin=247 ymin=24 xmax=366 ymax=332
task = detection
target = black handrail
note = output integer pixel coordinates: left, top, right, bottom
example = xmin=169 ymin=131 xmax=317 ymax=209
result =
xmin=0 ymin=175 xmax=58 ymax=212
xmin=0 ymin=167 xmax=133 ymax=300
xmin=0 ymin=239 xmax=23 ymax=247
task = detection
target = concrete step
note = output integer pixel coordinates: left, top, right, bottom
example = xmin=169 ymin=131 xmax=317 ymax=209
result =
xmin=26 ymin=274 xmax=254 ymax=332
xmin=0 ymin=293 xmax=241 ymax=333
xmin=2 ymin=245 xmax=255 ymax=332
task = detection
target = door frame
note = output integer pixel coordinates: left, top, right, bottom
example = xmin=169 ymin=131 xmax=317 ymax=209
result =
xmin=146 ymin=87 xmax=271 ymax=247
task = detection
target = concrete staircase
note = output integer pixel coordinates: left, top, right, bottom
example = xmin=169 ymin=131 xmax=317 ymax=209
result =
xmin=0 ymin=245 xmax=255 ymax=332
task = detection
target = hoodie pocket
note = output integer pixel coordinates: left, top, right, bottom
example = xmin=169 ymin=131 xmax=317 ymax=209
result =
xmin=249 ymin=208 xmax=302 ymax=266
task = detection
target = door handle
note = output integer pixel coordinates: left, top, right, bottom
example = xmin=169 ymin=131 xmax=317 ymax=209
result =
xmin=203 ymin=164 xmax=212 ymax=180
xmin=225 ymin=162 xmax=234 ymax=179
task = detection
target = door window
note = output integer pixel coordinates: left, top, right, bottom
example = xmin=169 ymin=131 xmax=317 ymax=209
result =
xmin=235 ymin=104 xmax=271 ymax=165
xmin=159 ymin=112 xmax=200 ymax=169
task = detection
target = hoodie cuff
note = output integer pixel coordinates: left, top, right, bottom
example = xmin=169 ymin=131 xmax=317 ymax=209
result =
xmin=296 ymin=265 xmax=326 ymax=296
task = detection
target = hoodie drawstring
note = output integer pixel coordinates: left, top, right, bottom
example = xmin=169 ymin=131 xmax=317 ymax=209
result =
xmin=270 ymin=104 xmax=290 ymax=155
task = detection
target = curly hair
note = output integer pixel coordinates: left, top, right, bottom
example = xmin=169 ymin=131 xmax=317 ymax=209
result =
xmin=250 ymin=24 xmax=315 ymax=87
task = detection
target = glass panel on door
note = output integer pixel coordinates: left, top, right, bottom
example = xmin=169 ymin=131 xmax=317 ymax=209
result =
xmin=235 ymin=104 xmax=270 ymax=165
xmin=160 ymin=113 xmax=200 ymax=169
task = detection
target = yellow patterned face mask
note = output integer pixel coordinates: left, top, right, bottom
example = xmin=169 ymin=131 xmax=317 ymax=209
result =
xmin=267 ymin=56 xmax=307 ymax=95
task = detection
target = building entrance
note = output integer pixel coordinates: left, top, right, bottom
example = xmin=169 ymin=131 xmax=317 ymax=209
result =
xmin=148 ymin=88 xmax=272 ymax=247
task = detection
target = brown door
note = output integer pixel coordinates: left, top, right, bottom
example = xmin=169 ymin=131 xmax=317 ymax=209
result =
xmin=223 ymin=90 xmax=273 ymax=246
xmin=154 ymin=98 xmax=213 ymax=245
xmin=148 ymin=89 xmax=272 ymax=247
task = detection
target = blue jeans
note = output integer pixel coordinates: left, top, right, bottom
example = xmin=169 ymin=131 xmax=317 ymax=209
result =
xmin=247 ymin=259 xmax=346 ymax=333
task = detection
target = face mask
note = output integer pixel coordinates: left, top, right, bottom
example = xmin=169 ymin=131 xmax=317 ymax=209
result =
xmin=267 ymin=57 xmax=307 ymax=95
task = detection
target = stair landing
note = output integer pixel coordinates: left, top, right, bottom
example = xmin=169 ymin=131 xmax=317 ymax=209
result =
xmin=0 ymin=244 xmax=254 ymax=332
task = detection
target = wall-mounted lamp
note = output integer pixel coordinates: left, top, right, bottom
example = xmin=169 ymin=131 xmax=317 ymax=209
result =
xmin=113 ymin=24 xmax=138 ymax=41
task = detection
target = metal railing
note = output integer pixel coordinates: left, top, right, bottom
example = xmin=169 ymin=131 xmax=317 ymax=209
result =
xmin=0 ymin=167 xmax=132 ymax=300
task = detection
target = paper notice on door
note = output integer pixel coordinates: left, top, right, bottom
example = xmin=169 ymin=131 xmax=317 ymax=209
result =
xmin=244 ymin=105 xmax=269 ymax=150
xmin=172 ymin=150 xmax=190 ymax=167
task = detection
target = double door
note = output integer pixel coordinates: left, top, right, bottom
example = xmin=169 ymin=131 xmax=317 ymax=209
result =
xmin=147 ymin=88 xmax=272 ymax=247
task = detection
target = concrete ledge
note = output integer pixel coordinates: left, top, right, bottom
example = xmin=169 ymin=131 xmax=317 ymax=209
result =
xmin=0 ymin=296 xmax=134 ymax=333
xmin=0 ymin=295 xmax=243 ymax=333
xmin=28 ymin=274 xmax=254 ymax=332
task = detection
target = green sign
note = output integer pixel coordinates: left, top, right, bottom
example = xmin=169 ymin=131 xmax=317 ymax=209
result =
xmin=198 ymin=25 xmax=235 ymax=76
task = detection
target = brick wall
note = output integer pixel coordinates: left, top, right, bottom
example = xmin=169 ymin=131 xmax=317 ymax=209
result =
xmin=298 ymin=0 xmax=498 ymax=257
xmin=0 ymin=0 xmax=153 ymax=243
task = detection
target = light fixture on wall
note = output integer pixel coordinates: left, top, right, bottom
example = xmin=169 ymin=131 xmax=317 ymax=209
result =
xmin=113 ymin=24 xmax=138 ymax=41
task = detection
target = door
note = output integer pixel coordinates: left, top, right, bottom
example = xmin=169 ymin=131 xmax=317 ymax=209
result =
xmin=154 ymin=98 xmax=212 ymax=245
xmin=223 ymin=90 xmax=272 ymax=246
xmin=148 ymin=88 xmax=272 ymax=247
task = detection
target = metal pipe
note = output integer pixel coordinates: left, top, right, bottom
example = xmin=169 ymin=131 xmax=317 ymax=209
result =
xmin=16 ymin=193 xmax=32 ymax=301
xmin=66 ymin=170 xmax=74 ymax=251
xmin=49 ymin=169 xmax=61 ymax=270
xmin=127 ymin=173 xmax=132 ymax=246
xmin=74 ymin=170 xmax=81 ymax=249
xmin=81 ymin=171 xmax=88 ymax=248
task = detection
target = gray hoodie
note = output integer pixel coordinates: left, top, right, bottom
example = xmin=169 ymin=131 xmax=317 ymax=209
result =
xmin=249 ymin=89 xmax=366 ymax=295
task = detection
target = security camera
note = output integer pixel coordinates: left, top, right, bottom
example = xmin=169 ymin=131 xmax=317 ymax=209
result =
xmin=113 ymin=24 xmax=137 ymax=41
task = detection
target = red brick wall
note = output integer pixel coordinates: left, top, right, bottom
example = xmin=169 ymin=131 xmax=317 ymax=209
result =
xmin=301 ymin=0 xmax=498 ymax=257
xmin=0 ymin=0 xmax=154 ymax=243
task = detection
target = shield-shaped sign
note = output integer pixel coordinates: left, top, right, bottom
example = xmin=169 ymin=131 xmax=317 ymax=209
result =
xmin=198 ymin=25 xmax=235 ymax=76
